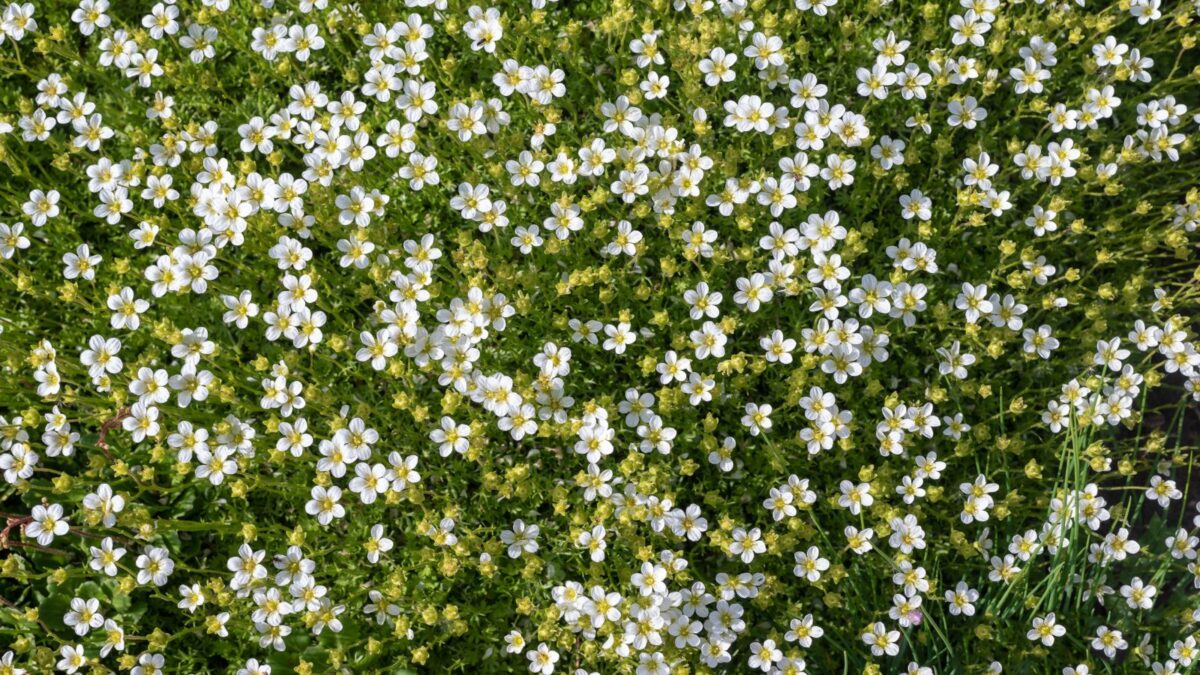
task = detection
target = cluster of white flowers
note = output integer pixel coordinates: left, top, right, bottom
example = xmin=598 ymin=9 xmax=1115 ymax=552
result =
xmin=0 ymin=0 xmax=1199 ymax=673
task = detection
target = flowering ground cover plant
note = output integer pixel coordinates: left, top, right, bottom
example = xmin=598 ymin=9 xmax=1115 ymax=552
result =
xmin=0 ymin=0 xmax=1199 ymax=673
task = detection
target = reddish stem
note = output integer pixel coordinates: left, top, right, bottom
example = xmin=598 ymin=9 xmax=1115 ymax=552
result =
xmin=0 ymin=515 xmax=31 ymax=549
xmin=96 ymin=406 xmax=131 ymax=461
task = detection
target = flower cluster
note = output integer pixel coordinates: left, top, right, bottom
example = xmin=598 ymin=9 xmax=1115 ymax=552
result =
xmin=0 ymin=0 xmax=1199 ymax=673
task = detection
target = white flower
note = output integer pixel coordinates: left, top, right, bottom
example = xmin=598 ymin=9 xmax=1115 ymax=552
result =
xmin=82 ymin=483 xmax=124 ymax=527
xmin=821 ymin=153 xmax=856 ymax=189
xmin=356 ymin=329 xmax=398 ymax=371
xmin=63 ymin=597 xmax=103 ymax=636
xmin=63 ymin=243 xmax=102 ymax=281
xmin=734 ymin=273 xmax=774 ymax=312
xmin=106 ymin=287 xmax=148 ymax=330
xmin=501 ymin=519 xmax=540 ymax=558
xmin=57 ymin=644 xmax=87 ymax=674
xmin=1092 ymin=625 xmax=1128 ymax=658
xmin=740 ymin=403 xmax=773 ymax=436
xmin=177 ymin=584 xmax=206 ymax=613
xmin=1092 ymin=36 xmax=1129 ymax=67
xmin=526 ymin=643 xmax=558 ymax=675
xmin=862 ymin=622 xmax=900 ymax=657
xmin=793 ymin=546 xmax=829 ymax=582
xmin=135 ymin=546 xmax=175 ymax=586
xmin=1094 ymin=338 xmax=1131 ymax=371
xmin=838 ymin=481 xmax=873 ymax=515
xmin=729 ymin=527 xmax=766 ymax=563
xmin=89 ymin=537 xmax=126 ymax=576
xmin=761 ymin=330 xmax=796 ymax=364
xmin=640 ymin=71 xmax=670 ymax=100
xmin=576 ymin=525 xmax=607 ymax=562
xmin=361 ymin=524 xmax=394 ymax=565
xmin=1120 ymin=577 xmax=1156 ymax=610
xmin=603 ymin=322 xmax=636 ymax=354
xmin=748 ymin=639 xmax=782 ymax=672
xmin=699 ymin=48 xmax=737 ymax=86
xmin=946 ymin=581 xmax=979 ymax=616
xmin=26 ymin=502 xmax=69 ymax=545
xmin=1028 ymin=613 xmax=1066 ymax=646
xmin=948 ymin=96 xmax=987 ymax=128
xmin=304 ymin=485 xmax=345 ymax=526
